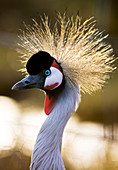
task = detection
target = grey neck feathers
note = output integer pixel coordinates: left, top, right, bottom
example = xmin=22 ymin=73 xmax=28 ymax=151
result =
xmin=30 ymin=80 xmax=81 ymax=170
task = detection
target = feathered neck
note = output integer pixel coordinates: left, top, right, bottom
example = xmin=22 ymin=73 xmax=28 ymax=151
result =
xmin=30 ymin=80 xmax=80 ymax=170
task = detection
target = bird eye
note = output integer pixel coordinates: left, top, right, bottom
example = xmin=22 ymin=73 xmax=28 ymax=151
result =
xmin=45 ymin=70 xmax=51 ymax=76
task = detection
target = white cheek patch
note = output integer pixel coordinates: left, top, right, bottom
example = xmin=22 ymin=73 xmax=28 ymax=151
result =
xmin=44 ymin=67 xmax=63 ymax=90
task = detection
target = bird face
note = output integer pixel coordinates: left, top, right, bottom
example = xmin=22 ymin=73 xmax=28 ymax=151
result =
xmin=12 ymin=51 xmax=63 ymax=91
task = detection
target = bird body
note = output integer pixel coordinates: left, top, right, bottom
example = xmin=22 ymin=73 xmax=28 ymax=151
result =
xmin=12 ymin=13 xmax=116 ymax=169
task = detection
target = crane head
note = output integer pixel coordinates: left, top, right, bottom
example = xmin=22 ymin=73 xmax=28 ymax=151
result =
xmin=12 ymin=14 xmax=116 ymax=114
xmin=12 ymin=51 xmax=63 ymax=91
xmin=12 ymin=51 xmax=64 ymax=115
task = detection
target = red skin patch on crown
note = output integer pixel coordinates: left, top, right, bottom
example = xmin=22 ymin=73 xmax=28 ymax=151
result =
xmin=51 ymin=60 xmax=62 ymax=72
xmin=44 ymin=94 xmax=56 ymax=115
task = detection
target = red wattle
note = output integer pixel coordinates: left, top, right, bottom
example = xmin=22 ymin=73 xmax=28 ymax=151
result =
xmin=44 ymin=95 xmax=56 ymax=115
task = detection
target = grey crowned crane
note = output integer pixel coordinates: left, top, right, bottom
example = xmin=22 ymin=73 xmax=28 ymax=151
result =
xmin=12 ymin=13 xmax=116 ymax=170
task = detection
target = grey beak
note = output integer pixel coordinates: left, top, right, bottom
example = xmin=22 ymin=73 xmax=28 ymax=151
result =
xmin=12 ymin=75 xmax=44 ymax=90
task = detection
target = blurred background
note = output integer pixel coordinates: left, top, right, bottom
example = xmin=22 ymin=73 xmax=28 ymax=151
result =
xmin=0 ymin=0 xmax=118 ymax=169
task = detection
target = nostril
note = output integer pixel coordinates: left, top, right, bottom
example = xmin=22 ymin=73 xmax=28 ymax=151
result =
xmin=25 ymin=80 xmax=30 ymax=84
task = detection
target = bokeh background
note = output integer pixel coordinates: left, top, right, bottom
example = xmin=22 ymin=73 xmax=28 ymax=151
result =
xmin=0 ymin=0 xmax=118 ymax=169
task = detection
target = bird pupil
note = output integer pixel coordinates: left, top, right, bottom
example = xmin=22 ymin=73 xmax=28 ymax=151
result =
xmin=45 ymin=70 xmax=51 ymax=76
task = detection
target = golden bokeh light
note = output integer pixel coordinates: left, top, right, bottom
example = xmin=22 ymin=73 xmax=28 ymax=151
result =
xmin=1 ymin=96 xmax=118 ymax=169
xmin=0 ymin=96 xmax=20 ymax=150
